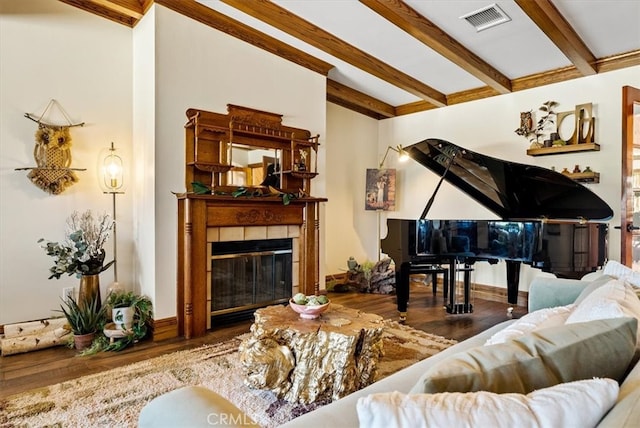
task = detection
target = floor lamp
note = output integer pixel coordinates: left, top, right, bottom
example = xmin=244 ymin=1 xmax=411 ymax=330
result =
xmin=101 ymin=142 xmax=124 ymax=296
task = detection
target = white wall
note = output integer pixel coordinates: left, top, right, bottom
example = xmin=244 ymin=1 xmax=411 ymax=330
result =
xmin=377 ymin=66 xmax=640 ymax=291
xmin=149 ymin=5 xmax=327 ymax=319
xmin=0 ymin=0 xmax=133 ymax=324
xmin=132 ymin=6 xmax=156 ymax=305
xmin=324 ymin=103 xmax=379 ymax=274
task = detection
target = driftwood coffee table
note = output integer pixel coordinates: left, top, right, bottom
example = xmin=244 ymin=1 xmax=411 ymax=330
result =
xmin=239 ymin=303 xmax=385 ymax=404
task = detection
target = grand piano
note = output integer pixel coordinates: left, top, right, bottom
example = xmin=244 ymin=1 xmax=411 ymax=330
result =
xmin=381 ymin=138 xmax=613 ymax=320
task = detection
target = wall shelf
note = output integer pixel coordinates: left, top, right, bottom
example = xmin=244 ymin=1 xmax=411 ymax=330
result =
xmin=562 ymin=171 xmax=600 ymax=183
xmin=526 ymin=143 xmax=600 ymax=157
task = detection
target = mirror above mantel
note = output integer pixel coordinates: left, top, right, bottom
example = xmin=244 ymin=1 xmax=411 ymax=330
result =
xmin=184 ymin=104 xmax=319 ymax=195
xmin=229 ymin=144 xmax=280 ymax=187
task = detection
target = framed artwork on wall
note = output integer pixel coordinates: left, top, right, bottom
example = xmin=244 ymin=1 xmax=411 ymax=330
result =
xmin=365 ymin=168 xmax=396 ymax=211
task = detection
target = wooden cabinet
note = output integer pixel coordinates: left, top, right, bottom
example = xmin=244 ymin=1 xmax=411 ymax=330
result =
xmin=184 ymin=105 xmax=319 ymax=194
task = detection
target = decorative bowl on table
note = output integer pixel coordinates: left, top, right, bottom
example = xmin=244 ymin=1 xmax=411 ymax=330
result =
xmin=289 ymin=294 xmax=330 ymax=319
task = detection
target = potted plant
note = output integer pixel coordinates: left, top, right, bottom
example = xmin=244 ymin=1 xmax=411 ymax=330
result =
xmin=107 ymin=291 xmax=140 ymax=330
xmin=87 ymin=290 xmax=154 ymax=352
xmin=57 ymin=294 xmax=106 ymax=350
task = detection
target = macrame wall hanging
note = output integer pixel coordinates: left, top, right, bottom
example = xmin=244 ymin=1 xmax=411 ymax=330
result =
xmin=16 ymin=99 xmax=86 ymax=195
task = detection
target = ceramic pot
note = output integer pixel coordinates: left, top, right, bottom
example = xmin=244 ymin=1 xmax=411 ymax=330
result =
xmin=73 ymin=332 xmax=95 ymax=350
xmin=78 ymin=274 xmax=101 ymax=311
xmin=112 ymin=306 xmax=135 ymax=330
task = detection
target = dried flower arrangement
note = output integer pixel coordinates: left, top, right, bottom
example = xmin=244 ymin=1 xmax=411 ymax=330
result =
xmin=39 ymin=210 xmax=114 ymax=279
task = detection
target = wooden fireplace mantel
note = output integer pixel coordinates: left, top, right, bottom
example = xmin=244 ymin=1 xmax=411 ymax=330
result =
xmin=177 ymin=194 xmax=326 ymax=338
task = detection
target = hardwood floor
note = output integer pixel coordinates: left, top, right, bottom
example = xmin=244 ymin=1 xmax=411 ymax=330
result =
xmin=0 ymin=281 xmax=526 ymax=399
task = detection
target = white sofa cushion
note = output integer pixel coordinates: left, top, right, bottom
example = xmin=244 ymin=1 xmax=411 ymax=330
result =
xmin=603 ymin=260 xmax=640 ymax=288
xmin=484 ymin=303 xmax=575 ymax=345
xmin=357 ymin=379 xmax=618 ymax=428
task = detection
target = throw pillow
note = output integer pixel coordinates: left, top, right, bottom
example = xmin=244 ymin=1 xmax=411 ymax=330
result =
xmin=567 ymin=278 xmax=640 ymax=355
xmin=573 ymin=274 xmax=616 ymax=305
xmin=603 ymin=260 xmax=640 ymax=288
xmin=409 ymin=317 xmax=637 ymax=395
xmin=484 ymin=303 xmax=575 ymax=345
xmin=357 ymin=379 xmax=619 ymax=428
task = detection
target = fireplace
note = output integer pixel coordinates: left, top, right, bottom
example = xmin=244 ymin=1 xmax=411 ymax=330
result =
xmin=177 ymin=105 xmax=325 ymax=339
xmin=210 ymin=238 xmax=293 ymax=322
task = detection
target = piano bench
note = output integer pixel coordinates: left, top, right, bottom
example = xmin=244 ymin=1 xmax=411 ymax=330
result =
xmin=409 ymin=265 xmax=449 ymax=299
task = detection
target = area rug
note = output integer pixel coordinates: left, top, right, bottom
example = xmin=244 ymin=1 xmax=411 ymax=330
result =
xmin=0 ymin=320 xmax=456 ymax=428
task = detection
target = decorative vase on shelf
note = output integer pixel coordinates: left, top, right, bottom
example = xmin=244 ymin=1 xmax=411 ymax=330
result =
xmin=347 ymin=256 xmax=358 ymax=271
xmin=78 ymin=274 xmax=101 ymax=311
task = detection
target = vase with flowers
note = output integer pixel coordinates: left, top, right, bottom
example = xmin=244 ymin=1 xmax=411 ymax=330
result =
xmin=39 ymin=210 xmax=114 ymax=310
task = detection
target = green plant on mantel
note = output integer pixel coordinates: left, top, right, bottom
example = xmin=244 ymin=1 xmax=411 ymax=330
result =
xmin=191 ymin=181 xmax=303 ymax=205
xmin=515 ymin=100 xmax=559 ymax=146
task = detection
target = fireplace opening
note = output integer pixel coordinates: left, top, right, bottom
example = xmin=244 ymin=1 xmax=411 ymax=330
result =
xmin=210 ymin=238 xmax=293 ymax=324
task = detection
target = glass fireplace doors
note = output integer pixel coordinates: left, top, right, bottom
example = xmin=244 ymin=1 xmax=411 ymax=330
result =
xmin=210 ymin=238 xmax=292 ymax=317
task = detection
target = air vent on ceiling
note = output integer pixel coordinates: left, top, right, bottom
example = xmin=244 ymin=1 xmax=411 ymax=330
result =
xmin=460 ymin=3 xmax=511 ymax=32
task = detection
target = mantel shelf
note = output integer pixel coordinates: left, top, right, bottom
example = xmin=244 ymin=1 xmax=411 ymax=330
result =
xmin=526 ymin=143 xmax=600 ymax=156
xmin=284 ymin=170 xmax=318 ymax=179
xmin=187 ymin=162 xmax=232 ymax=174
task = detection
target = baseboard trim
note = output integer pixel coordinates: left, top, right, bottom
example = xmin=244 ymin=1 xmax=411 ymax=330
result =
xmin=325 ymin=272 xmax=528 ymax=307
xmin=152 ymin=317 xmax=179 ymax=341
xmin=471 ymin=282 xmax=528 ymax=307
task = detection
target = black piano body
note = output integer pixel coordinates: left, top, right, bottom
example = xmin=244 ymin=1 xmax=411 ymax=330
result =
xmin=380 ymin=138 xmax=613 ymax=319
xmin=382 ymin=218 xmax=608 ymax=316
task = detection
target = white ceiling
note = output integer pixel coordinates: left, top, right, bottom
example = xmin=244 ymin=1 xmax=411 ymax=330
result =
xmin=198 ymin=0 xmax=640 ymax=107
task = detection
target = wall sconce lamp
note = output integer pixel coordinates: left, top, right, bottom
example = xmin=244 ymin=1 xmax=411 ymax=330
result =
xmin=100 ymin=142 xmax=124 ymax=290
xmin=379 ymin=144 xmax=408 ymax=168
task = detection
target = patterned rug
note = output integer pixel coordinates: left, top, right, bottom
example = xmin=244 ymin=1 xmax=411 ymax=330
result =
xmin=0 ymin=320 xmax=456 ymax=427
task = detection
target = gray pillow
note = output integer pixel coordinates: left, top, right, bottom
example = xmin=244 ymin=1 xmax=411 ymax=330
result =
xmin=410 ymin=317 xmax=637 ymax=395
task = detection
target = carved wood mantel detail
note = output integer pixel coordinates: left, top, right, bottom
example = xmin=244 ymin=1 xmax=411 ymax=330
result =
xmin=177 ymin=105 xmax=326 ymax=339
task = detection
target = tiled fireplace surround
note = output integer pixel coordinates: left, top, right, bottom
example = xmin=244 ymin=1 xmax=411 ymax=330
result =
xmin=205 ymin=224 xmax=301 ymax=329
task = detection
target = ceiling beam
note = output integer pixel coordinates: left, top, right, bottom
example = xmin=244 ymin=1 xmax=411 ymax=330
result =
xmin=59 ymin=0 xmax=138 ymax=26
xmin=360 ymin=0 xmax=512 ymax=94
xmin=88 ymin=0 xmax=144 ymax=19
xmin=155 ymin=0 xmax=333 ymax=76
xmin=327 ymin=79 xmax=396 ymax=119
xmin=221 ymin=0 xmax=447 ymax=107
xmin=515 ymin=0 xmax=597 ymax=76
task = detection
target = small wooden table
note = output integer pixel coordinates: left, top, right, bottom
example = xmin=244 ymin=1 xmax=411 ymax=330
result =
xmin=239 ymin=303 xmax=385 ymax=404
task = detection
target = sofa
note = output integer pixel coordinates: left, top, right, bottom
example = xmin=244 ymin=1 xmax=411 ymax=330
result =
xmin=139 ymin=266 xmax=640 ymax=427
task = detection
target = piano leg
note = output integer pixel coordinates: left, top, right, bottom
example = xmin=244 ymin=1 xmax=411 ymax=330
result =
xmin=505 ymin=260 xmax=521 ymax=305
xmin=396 ymin=262 xmax=411 ymax=322
xmin=446 ymin=259 xmax=474 ymax=314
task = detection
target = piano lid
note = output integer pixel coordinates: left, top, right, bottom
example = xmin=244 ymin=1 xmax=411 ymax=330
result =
xmin=406 ymin=138 xmax=613 ymax=221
